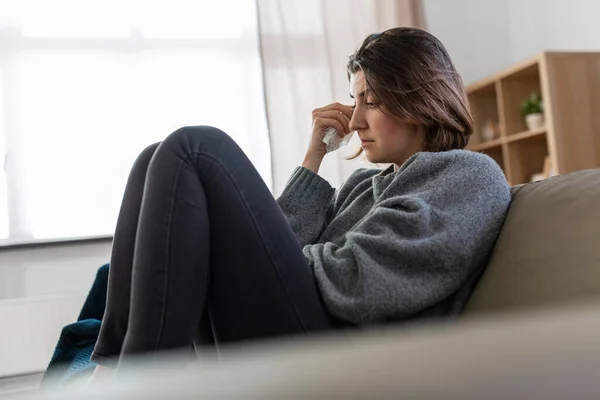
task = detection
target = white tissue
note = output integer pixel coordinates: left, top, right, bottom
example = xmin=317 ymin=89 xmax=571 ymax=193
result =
xmin=322 ymin=127 xmax=355 ymax=153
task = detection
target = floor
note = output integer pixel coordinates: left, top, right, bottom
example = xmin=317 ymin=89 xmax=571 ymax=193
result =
xmin=0 ymin=241 xmax=111 ymax=387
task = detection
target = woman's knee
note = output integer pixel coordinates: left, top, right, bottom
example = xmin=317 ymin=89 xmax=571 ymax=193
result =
xmin=133 ymin=142 xmax=161 ymax=169
xmin=163 ymin=125 xmax=235 ymax=153
xmin=97 ymin=263 xmax=110 ymax=280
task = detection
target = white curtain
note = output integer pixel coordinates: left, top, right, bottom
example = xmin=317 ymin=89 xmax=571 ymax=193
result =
xmin=0 ymin=0 xmax=270 ymax=244
xmin=257 ymin=0 xmax=426 ymax=195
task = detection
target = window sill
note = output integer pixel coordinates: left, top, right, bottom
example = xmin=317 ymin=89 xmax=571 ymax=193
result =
xmin=0 ymin=235 xmax=113 ymax=250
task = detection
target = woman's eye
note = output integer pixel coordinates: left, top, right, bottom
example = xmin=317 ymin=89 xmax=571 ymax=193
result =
xmin=350 ymin=104 xmax=356 ymax=110
xmin=365 ymin=102 xmax=376 ymax=108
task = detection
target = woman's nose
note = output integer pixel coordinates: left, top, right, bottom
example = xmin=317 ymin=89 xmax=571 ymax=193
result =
xmin=348 ymin=110 xmax=366 ymax=132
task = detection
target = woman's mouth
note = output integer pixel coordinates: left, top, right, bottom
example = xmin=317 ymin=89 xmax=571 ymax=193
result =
xmin=360 ymin=139 xmax=374 ymax=146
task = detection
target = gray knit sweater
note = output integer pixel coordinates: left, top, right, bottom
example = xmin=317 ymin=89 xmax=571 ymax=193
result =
xmin=277 ymin=150 xmax=511 ymax=325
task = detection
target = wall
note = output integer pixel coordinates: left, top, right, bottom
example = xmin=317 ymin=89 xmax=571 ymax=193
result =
xmin=424 ymin=0 xmax=600 ymax=85
xmin=423 ymin=0 xmax=512 ymax=84
xmin=0 ymin=241 xmax=110 ymax=376
xmin=507 ymin=0 xmax=600 ymax=63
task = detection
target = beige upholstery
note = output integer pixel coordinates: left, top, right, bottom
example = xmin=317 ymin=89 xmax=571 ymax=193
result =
xmin=35 ymin=305 xmax=600 ymax=399
xmin=465 ymin=169 xmax=600 ymax=315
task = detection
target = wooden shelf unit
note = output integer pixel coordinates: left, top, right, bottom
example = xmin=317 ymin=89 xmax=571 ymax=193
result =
xmin=466 ymin=52 xmax=600 ymax=186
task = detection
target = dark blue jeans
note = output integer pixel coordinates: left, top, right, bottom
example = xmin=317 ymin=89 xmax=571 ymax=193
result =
xmin=92 ymin=126 xmax=337 ymax=368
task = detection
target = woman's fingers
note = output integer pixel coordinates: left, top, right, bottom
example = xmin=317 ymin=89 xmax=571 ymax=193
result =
xmin=313 ymin=102 xmax=354 ymax=121
xmin=314 ymin=116 xmax=345 ymax=137
xmin=313 ymin=110 xmax=350 ymax=134
xmin=306 ymin=102 xmax=354 ymax=161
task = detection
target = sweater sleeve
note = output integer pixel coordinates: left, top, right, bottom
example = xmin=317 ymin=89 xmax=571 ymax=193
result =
xmin=276 ymin=167 xmax=336 ymax=247
xmin=303 ymin=152 xmax=511 ymax=324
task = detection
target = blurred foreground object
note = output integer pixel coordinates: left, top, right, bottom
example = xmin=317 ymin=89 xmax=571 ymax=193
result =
xmin=20 ymin=302 xmax=600 ymax=399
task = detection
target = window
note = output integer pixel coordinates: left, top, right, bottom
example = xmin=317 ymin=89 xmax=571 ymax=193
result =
xmin=0 ymin=0 xmax=271 ymax=245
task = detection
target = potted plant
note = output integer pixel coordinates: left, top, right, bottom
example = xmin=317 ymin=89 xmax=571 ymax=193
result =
xmin=520 ymin=93 xmax=544 ymax=130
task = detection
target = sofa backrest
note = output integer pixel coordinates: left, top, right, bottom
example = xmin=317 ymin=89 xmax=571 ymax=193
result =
xmin=464 ymin=169 xmax=600 ymax=316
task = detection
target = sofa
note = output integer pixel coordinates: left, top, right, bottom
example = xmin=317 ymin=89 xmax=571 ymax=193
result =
xmin=465 ymin=167 xmax=600 ymax=316
xmin=32 ymin=169 xmax=600 ymax=399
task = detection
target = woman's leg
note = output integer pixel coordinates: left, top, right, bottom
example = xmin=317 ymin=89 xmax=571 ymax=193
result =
xmin=92 ymin=143 xmax=160 ymax=366
xmin=77 ymin=263 xmax=110 ymax=322
xmin=101 ymin=126 xmax=335 ymax=367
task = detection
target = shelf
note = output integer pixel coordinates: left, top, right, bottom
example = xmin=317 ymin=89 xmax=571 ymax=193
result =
xmin=468 ymin=80 xmax=500 ymax=148
xmin=500 ymin=63 xmax=542 ymax=136
xmin=467 ymin=80 xmax=496 ymax=96
xmin=507 ymin=133 xmax=549 ymax=185
xmin=506 ymin=127 xmax=547 ymax=143
xmin=468 ymin=138 xmax=503 ymax=152
xmin=466 ymin=52 xmax=600 ymax=185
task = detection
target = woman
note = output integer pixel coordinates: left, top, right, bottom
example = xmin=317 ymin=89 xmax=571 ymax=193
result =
xmin=91 ymin=27 xmax=511 ymax=374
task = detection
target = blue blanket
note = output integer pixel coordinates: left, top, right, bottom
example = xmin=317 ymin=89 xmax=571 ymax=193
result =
xmin=42 ymin=263 xmax=109 ymax=386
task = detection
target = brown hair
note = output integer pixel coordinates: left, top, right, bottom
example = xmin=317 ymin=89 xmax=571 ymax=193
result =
xmin=347 ymin=28 xmax=473 ymax=158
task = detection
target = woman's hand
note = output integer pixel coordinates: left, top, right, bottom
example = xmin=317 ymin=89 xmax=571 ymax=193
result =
xmin=302 ymin=102 xmax=354 ymax=174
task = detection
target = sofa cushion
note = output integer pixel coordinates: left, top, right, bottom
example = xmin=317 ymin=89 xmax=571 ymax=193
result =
xmin=464 ymin=169 xmax=600 ymax=315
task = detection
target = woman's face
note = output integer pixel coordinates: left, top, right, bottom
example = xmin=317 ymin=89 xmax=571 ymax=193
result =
xmin=349 ymin=70 xmax=424 ymax=167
